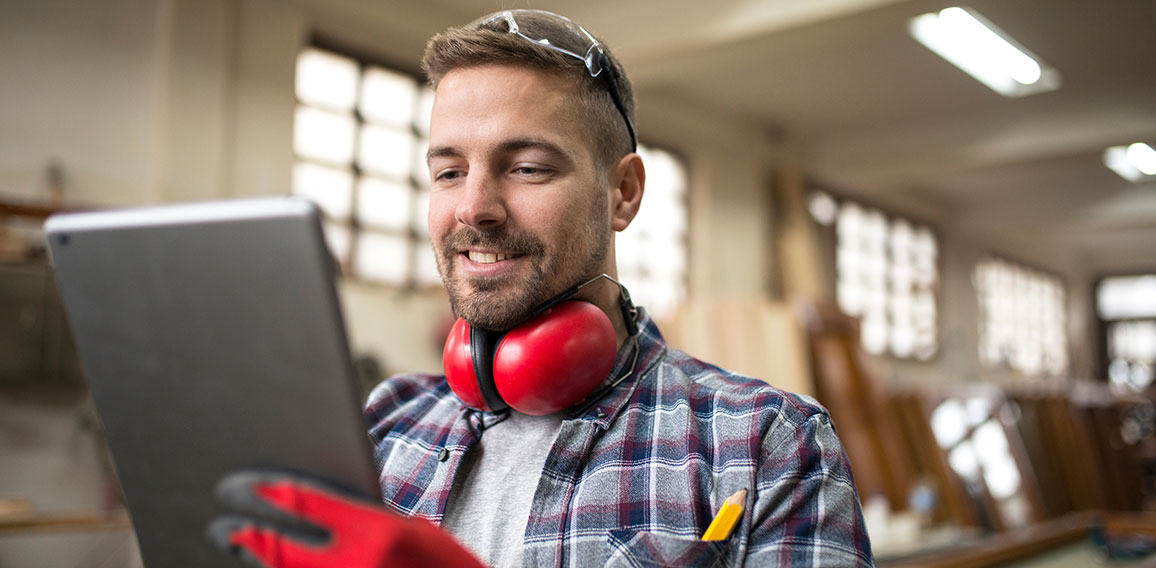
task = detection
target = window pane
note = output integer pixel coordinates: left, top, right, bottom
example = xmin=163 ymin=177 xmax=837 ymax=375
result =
xmin=416 ymin=244 xmax=442 ymax=286
xmin=1098 ymin=275 xmax=1156 ymax=319
xmin=356 ymin=232 xmax=409 ymax=285
xmin=890 ymin=324 xmax=915 ymax=358
xmin=1107 ymin=320 xmax=1156 ymax=391
xmin=321 ymin=221 xmax=351 ymax=263
xmin=837 ymin=281 xmax=864 ymax=316
xmin=413 ymin=189 xmax=430 ymax=236
xmin=414 ymin=138 xmax=431 ymax=187
xmin=294 ymin=105 xmax=356 ymax=165
xmin=358 ymin=177 xmax=412 ymax=231
xmin=296 ymin=48 xmax=359 ymax=111
xmin=638 ymin=147 xmax=686 ymax=199
xmin=416 ymin=88 xmax=435 ymax=136
xmin=616 ymin=233 xmax=641 ymax=269
xmin=614 ymin=144 xmax=687 ymax=322
xmin=642 ymin=196 xmax=686 ymax=238
xmin=360 ymin=66 xmax=418 ymax=127
xmin=292 ymin=162 xmax=353 ymax=221
xmin=861 ymin=309 xmax=888 ymax=354
xmin=358 ymin=125 xmax=414 ymax=179
xmin=641 ymin=236 xmax=687 ymax=279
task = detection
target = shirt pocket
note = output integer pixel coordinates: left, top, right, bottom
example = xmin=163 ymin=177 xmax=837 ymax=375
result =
xmin=606 ymin=529 xmax=730 ymax=568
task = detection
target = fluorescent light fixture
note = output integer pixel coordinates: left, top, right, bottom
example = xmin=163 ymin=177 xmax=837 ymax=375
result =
xmin=1127 ymin=143 xmax=1156 ymax=175
xmin=909 ymin=7 xmax=1061 ymax=97
xmin=1103 ymin=142 xmax=1156 ymax=182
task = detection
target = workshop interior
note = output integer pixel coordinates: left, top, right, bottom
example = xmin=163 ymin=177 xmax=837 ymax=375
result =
xmin=2 ymin=0 xmax=1155 ymax=566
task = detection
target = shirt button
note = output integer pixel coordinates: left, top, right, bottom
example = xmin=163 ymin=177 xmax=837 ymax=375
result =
xmin=437 ymin=447 xmax=450 ymax=462
xmin=596 ymin=409 xmax=606 ymax=419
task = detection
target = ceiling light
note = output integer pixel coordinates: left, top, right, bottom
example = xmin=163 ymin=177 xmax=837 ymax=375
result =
xmin=1104 ymin=143 xmax=1156 ymax=182
xmin=909 ymin=7 xmax=1060 ymax=97
xmin=1127 ymin=143 xmax=1156 ymax=175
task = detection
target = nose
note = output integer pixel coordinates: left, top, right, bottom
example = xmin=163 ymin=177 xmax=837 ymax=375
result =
xmin=455 ymin=171 xmax=507 ymax=230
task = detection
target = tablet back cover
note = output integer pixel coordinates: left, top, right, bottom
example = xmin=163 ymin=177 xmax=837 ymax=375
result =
xmin=46 ymin=197 xmax=380 ymax=567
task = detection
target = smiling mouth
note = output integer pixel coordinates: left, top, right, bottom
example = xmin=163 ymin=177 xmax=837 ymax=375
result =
xmin=465 ymin=251 xmax=522 ymax=264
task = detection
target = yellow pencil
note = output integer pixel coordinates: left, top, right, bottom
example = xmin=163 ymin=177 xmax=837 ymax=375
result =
xmin=702 ymin=489 xmax=747 ymax=541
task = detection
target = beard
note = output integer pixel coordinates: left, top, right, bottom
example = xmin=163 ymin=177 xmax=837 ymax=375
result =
xmin=434 ymin=197 xmax=612 ymax=331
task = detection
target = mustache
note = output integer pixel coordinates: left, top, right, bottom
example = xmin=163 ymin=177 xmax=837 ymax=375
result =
xmin=442 ymin=227 xmax=546 ymax=257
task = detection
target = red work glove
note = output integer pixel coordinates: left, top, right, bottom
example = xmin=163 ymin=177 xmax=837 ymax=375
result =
xmin=206 ymin=469 xmax=483 ymax=568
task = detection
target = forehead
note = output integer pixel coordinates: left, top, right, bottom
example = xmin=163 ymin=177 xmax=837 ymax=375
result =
xmin=428 ymin=65 xmax=593 ymax=156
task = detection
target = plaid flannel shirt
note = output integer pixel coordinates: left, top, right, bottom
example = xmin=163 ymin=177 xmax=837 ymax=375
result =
xmin=365 ymin=310 xmax=874 ymax=567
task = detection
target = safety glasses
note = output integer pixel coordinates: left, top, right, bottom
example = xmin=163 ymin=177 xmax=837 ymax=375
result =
xmin=472 ymin=9 xmax=638 ymax=151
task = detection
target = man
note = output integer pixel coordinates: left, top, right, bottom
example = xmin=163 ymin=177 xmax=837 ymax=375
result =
xmin=212 ymin=9 xmax=873 ymax=567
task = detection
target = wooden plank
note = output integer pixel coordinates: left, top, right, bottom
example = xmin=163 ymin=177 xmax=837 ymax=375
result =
xmin=886 ymin=511 xmax=1096 ymax=568
xmin=0 ymin=509 xmax=130 ymax=532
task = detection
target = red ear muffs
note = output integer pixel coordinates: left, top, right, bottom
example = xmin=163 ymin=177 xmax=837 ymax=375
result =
xmin=442 ymin=301 xmax=617 ymax=416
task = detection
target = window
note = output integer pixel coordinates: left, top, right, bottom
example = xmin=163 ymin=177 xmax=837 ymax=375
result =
xmin=812 ymin=193 xmax=939 ymax=359
xmin=292 ymin=47 xmax=439 ymax=287
xmin=974 ymin=258 xmax=1067 ymax=376
xmin=616 ymin=146 xmax=688 ymax=321
xmin=1097 ymin=274 xmax=1156 ymax=391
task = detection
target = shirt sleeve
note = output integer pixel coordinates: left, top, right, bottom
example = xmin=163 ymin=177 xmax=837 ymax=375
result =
xmin=745 ymin=412 xmax=876 ymax=567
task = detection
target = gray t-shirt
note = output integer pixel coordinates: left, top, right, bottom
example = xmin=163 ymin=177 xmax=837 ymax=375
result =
xmin=441 ymin=411 xmax=563 ymax=567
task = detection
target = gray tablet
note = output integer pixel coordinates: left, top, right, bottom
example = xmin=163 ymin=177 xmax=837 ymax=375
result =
xmin=45 ymin=197 xmax=381 ymax=567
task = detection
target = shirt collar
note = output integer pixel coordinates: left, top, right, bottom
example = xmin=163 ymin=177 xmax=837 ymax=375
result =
xmin=567 ymin=307 xmax=666 ymax=427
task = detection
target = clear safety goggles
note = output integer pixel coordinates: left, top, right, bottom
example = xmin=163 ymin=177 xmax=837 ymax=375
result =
xmin=471 ymin=9 xmax=638 ymax=151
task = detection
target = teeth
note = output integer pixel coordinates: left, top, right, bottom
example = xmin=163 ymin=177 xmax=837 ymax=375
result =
xmin=468 ymin=251 xmax=509 ymax=264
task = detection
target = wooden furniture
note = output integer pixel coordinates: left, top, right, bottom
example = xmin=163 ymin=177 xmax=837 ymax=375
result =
xmin=1006 ymin=382 xmax=1149 ymax=517
xmin=895 ymin=387 xmax=1048 ymax=532
xmin=798 ymin=302 xmax=916 ymax=511
xmin=885 ymin=511 xmax=1156 ymax=567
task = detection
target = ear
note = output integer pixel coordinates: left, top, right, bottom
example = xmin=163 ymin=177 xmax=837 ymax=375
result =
xmin=609 ymin=153 xmax=645 ymax=232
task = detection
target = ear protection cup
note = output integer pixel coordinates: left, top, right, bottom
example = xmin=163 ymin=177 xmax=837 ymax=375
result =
xmin=443 ymin=301 xmax=617 ymax=416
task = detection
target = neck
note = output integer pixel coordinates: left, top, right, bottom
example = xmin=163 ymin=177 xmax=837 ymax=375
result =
xmin=570 ymin=273 xmax=634 ymax=350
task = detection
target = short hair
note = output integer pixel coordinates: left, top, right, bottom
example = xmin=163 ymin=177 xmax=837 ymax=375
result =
xmin=421 ymin=13 xmax=635 ymax=171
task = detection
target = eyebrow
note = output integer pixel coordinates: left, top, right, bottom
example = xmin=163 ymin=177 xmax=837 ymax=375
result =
xmin=426 ymin=138 xmax=572 ymax=164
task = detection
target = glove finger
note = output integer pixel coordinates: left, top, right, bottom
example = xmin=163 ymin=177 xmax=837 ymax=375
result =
xmin=217 ymin=469 xmax=376 ymax=518
xmin=218 ymin=469 xmax=382 ymax=529
xmin=257 ymin=479 xmax=386 ymax=529
xmin=206 ymin=515 xmax=328 ymax=568
xmin=206 ymin=515 xmax=277 ymax=568
xmin=216 ymin=470 xmax=300 ymax=523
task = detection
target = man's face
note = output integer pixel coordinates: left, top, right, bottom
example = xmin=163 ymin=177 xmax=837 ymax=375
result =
xmin=426 ymin=65 xmax=614 ymax=331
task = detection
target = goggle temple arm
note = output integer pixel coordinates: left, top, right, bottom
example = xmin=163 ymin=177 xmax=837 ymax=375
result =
xmin=597 ymin=54 xmax=637 ymax=152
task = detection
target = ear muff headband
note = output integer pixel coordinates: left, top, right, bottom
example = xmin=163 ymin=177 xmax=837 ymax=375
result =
xmin=469 ymin=327 xmax=508 ymax=412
